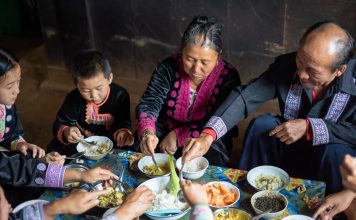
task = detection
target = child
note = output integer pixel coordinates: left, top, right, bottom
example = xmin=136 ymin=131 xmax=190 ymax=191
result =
xmin=47 ymin=50 xmax=134 ymax=156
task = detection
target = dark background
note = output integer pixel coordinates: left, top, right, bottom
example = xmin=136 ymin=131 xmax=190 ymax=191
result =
xmin=0 ymin=0 xmax=355 ymax=165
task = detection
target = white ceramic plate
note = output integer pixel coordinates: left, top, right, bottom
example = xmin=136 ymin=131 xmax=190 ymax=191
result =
xmin=282 ymin=215 xmax=314 ymax=220
xmin=13 ymin=199 xmax=49 ymax=213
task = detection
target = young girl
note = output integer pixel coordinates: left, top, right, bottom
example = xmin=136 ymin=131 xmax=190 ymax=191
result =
xmin=0 ymin=48 xmax=66 ymax=206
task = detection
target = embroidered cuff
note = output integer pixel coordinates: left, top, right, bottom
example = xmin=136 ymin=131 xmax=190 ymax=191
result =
xmin=57 ymin=125 xmax=69 ymax=145
xmin=136 ymin=120 xmax=156 ymax=139
xmin=308 ymin=118 xmax=329 ymax=146
xmin=10 ymin=136 xmax=26 ymax=151
xmin=202 ymin=128 xmax=217 ymax=141
xmin=205 ymin=116 xmax=227 ymax=140
xmin=45 ymin=164 xmax=66 ymax=188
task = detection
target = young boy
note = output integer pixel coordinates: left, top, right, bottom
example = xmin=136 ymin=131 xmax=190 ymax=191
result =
xmin=47 ymin=50 xmax=134 ymax=156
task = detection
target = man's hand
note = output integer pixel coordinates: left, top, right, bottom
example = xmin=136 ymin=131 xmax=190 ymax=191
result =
xmin=182 ymin=133 xmax=213 ymax=164
xmin=43 ymin=151 xmax=66 ymax=165
xmin=81 ymin=167 xmax=119 ymax=183
xmin=43 ymin=189 xmax=110 ymax=218
xmin=269 ymin=119 xmax=307 ymax=145
xmin=116 ymin=130 xmax=134 ymax=147
xmin=140 ymin=130 xmax=159 ymax=156
xmin=340 ymin=154 xmax=356 ymax=192
xmin=180 ymin=180 xmax=208 ymax=206
xmin=313 ymin=189 xmax=356 ymax=220
xmin=16 ymin=142 xmax=45 ymax=158
xmin=63 ymin=126 xmax=84 ymax=143
xmin=114 ymin=186 xmax=154 ymax=220
xmin=159 ymin=130 xmax=178 ymax=155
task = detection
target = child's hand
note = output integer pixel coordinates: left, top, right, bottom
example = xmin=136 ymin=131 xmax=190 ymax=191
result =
xmin=44 ymin=151 xmax=66 ymax=165
xmin=64 ymin=126 xmax=84 ymax=143
xmin=116 ymin=130 xmax=134 ymax=147
xmin=16 ymin=142 xmax=45 ymax=158
xmin=180 ymin=180 xmax=208 ymax=206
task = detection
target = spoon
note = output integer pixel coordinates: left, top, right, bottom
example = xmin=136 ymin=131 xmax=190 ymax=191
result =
xmin=252 ymin=209 xmax=272 ymax=220
xmin=177 ymin=163 xmax=186 ymax=203
xmin=152 ymin=154 xmax=163 ymax=173
xmin=65 ymin=151 xmax=85 ymax=160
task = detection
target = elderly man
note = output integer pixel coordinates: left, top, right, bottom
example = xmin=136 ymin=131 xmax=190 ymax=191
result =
xmin=183 ymin=21 xmax=355 ymax=195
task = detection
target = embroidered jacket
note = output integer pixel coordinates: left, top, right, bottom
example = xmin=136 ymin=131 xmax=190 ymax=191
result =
xmin=0 ymin=105 xmax=25 ymax=150
xmin=136 ymin=54 xmax=241 ymax=147
xmin=206 ymin=52 xmax=356 ymax=146
xmin=53 ymin=83 xmax=131 ymax=144
xmin=0 ymin=152 xmax=65 ymax=188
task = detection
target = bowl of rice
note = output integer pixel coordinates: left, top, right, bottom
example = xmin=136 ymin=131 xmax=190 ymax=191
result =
xmin=247 ymin=166 xmax=289 ymax=191
xmin=176 ymin=156 xmax=209 ymax=179
xmin=138 ymin=176 xmax=190 ymax=220
xmin=76 ymin=136 xmax=113 ymax=160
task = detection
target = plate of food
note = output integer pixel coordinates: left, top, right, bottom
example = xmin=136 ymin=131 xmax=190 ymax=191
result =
xmin=76 ymin=136 xmax=113 ymax=160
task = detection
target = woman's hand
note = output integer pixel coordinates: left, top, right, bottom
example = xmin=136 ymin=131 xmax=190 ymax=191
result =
xmin=313 ymin=189 xmax=356 ymax=220
xmin=63 ymin=126 xmax=84 ymax=143
xmin=43 ymin=151 xmax=66 ymax=165
xmin=116 ymin=130 xmax=134 ymax=147
xmin=43 ymin=189 xmax=110 ymax=219
xmin=140 ymin=130 xmax=159 ymax=155
xmin=340 ymin=154 xmax=356 ymax=193
xmin=114 ymin=186 xmax=154 ymax=220
xmin=182 ymin=133 xmax=213 ymax=164
xmin=0 ymin=186 xmax=11 ymax=220
xmin=81 ymin=167 xmax=119 ymax=183
xmin=159 ymin=130 xmax=177 ymax=155
xmin=180 ymin=180 xmax=208 ymax=206
xmin=16 ymin=142 xmax=45 ymax=158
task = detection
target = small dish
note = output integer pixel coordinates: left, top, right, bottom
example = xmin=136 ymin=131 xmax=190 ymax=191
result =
xmin=176 ymin=156 xmax=209 ymax=179
xmin=205 ymin=181 xmax=240 ymax=209
xmin=247 ymin=165 xmax=289 ymax=191
xmin=282 ymin=215 xmax=314 ymax=220
xmin=251 ymin=190 xmax=288 ymax=220
xmin=91 ymin=179 xmax=128 ymax=208
xmin=213 ymin=208 xmax=252 ymax=220
xmin=76 ymin=136 xmax=113 ymax=160
xmin=138 ymin=153 xmax=171 ymax=178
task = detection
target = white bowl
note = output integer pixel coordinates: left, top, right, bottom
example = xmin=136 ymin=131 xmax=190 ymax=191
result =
xmin=76 ymin=136 xmax=113 ymax=160
xmin=247 ymin=165 xmax=289 ymax=191
xmin=13 ymin=199 xmax=49 ymax=213
xmin=176 ymin=157 xmax=209 ymax=180
xmin=282 ymin=215 xmax=314 ymax=220
xmin=138 ymin=153 xmax=172 ymax=178
xmin=251 ymin=190 xmax=288 ymax=220
xmin=205 ymin=181 xmax=240 ymax=209
xmin=213 ymin=208 xmax=252 ymax=220
xmin=138 ymin=176 xmax=190 ymax=220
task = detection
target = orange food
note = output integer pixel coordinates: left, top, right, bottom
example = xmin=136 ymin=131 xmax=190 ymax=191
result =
xmin=205 ymin=183 xmax=238 ymax=207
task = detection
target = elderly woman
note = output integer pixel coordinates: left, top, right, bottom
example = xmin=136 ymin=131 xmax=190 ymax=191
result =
xmin=136 ymin=16 xmax=241 ymax=166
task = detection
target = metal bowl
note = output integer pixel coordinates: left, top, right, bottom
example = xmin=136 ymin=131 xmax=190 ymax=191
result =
xmin=63 ymin=163 xmax=91 ymax=190
xmin=91 ymin=179 xmax=129 ymax=208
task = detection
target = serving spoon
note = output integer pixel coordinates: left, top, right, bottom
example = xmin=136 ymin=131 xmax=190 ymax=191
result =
xmin=252 ymin=209 xmax=272 ymax=220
